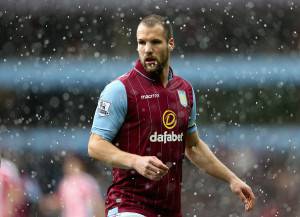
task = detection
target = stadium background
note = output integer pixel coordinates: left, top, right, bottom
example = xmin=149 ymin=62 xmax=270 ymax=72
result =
xmin=0 ymin=0 xmax=300 ymax=216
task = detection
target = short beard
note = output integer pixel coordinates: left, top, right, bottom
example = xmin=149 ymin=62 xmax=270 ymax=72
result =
xmin=142 ymin=53 xmax=169 ymax=79
xmin=151 ymin=65 xmax=164 ymax=80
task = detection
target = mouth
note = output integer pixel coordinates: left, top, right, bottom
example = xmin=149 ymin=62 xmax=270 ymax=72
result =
xmin=144 ymin=57 xmax=157 ymax=67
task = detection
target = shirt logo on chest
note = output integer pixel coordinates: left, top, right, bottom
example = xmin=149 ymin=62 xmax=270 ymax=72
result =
xmin=178 ymin=90 xmax=188 ymax=107
xmin=149 ymin=109 xmax=183 ymax=144
xmin=141 ymin=93 xmax=160 ymax=99
xmin=162 ymin=110 xmax=177 ymax=129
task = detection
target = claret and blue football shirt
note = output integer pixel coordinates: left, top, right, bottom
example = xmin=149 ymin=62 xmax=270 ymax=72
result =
xmin=91 ymin=60 xmax=197 ymax=217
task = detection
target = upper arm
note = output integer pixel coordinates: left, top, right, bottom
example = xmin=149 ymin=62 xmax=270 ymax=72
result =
xmin=91 ymin=80 xmax=127 ymax=142
xmin=185 ymin=130 xmax=200 ymax=148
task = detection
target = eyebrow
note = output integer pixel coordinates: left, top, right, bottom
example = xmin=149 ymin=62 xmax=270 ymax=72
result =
xmin=137 ymin=38 xmax=162 ymax=43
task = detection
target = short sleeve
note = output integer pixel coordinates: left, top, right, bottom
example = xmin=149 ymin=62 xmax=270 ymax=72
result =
xmin=187 ymin=87 xmax=197 ymax=134
xmin=91 ymin=80 xmax=127 ymax=142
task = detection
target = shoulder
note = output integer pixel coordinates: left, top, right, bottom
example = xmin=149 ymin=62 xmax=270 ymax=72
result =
xmin=0 ymin=159 xmax=20 ymax=181
xmin=117 ymin=69 xmax=138 ymax=84
xmin=98 ymin=79 xmax=127 ymax=116
xmin=173 ymin=74 xmax=194 ymax=90
xmin=102 ymin=79 xmax=126 ymax=96
xmin=172 ymin=74 xmax=195 ymax=106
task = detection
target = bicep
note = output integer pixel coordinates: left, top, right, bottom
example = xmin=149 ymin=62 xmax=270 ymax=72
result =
xmin=88 ymin=133 xmax=118 ymax=151
xmin=185 ymin=131 xmax=210 ymax=157
xmin=185 ymin=131 xmax=200 ymax=148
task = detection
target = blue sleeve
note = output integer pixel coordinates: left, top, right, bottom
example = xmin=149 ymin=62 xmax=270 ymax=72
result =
xmin=187 ymin=87 xmax=197 ymax=134
xmin=91 ymin=80 xmax=127 ymax=142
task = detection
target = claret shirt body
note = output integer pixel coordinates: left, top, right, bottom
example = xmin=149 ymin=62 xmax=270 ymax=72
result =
xmin=92 ymin=60 xmax=197 ymax=217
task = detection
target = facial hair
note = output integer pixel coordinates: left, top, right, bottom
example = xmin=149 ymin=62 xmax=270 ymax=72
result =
xmin=142 ymin=48 xmax=169 ymax=79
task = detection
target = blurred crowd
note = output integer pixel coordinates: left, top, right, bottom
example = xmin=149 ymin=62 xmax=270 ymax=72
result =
xmin=0 ymin=149 xmax=105 ymax=217
xmin=1 ymin=2 xmax=300 ymax=59
xmin=1 ymin=143 xmax=299 ymax=217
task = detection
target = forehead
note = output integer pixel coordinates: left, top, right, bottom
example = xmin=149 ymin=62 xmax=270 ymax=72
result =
xmin=136 ymin=23 xmax=166 ymax=40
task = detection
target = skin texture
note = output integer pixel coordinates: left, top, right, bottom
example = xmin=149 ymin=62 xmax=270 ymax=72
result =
xmin=88 ymin=21 xmax=255 ymax=213
xmin=136 ymin=23 xmax=174 ymax=86
xmin=88 ymin=134 xmax=169 ymax=181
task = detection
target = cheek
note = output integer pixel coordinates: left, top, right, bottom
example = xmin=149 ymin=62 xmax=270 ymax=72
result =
xmin=137 ymin=47 xmax=145 ymax=55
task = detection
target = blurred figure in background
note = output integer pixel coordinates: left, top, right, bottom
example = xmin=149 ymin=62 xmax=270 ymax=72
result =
xmin=0 ymin=155 xmax=24 ymax=217
xmin=40 ymin=153 xmax=105 ymax=217
xmin=16 ymin=170 xmax=42 ymax=217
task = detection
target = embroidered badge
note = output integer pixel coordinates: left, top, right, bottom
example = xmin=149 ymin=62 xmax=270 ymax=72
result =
xmin=97 ymin=99 xmax=111 ymax=117
xmin=177 ymin=90 xmax=188 ymax=107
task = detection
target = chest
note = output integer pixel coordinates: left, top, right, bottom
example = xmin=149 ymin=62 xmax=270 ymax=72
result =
xmin=126 ymin=85 xmax=191 ymax=132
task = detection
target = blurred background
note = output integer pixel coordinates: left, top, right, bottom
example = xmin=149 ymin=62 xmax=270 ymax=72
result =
xmin=0 ymin=0 xmax=300 ymax=216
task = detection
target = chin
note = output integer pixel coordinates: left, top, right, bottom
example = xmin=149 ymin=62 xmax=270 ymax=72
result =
xmin=143 ymin=64 xmax=156 ymax=72
xmin=147 ymin=67 xmax=162 ymax=75
xmin=146 ymin=66 xmax=157 ymax=72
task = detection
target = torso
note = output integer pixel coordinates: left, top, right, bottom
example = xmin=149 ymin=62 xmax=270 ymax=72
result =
xmin=106 ymin=62 xmax=194 ymax=217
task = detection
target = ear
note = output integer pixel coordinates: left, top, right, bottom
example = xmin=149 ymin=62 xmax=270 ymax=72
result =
xmin=168 ymin=37 xmax=175 ymax=51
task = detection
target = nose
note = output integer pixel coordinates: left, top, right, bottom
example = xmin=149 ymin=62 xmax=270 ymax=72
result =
xmin=145 ymin=42 xmax=153 ymax=54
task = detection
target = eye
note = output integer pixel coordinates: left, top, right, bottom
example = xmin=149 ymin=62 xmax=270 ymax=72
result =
xmin=151 ymin=39 xmax=162 ymax=44
xmin=138 ymin=40 xmax=146 ymax=45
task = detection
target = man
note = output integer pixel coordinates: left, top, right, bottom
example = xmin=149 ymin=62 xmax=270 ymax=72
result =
xmin=40 ymin=154 xmax=105 ymax=217
xmin=88 ymin=14 xmax=255 ymax=217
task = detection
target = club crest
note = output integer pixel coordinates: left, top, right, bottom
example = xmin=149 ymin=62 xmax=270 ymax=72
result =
xmin=177 ymin=90 xmax=188 ymax=107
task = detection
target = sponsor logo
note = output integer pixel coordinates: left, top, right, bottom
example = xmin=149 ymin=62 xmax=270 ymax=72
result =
xmin=149 ymin=109 xmax=183 ymax=144
xmin=150 ymin=131 xmax=184 ymax=144
xmin=178 ymin=90 xmax=188 ymax=107
xmin=97 ymin=99 xmax=111 ymax=117
xmin=141 ymin=93 xmax=160 ymax=99
xmin=162 ymin=109 xmax=177 ymax=129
